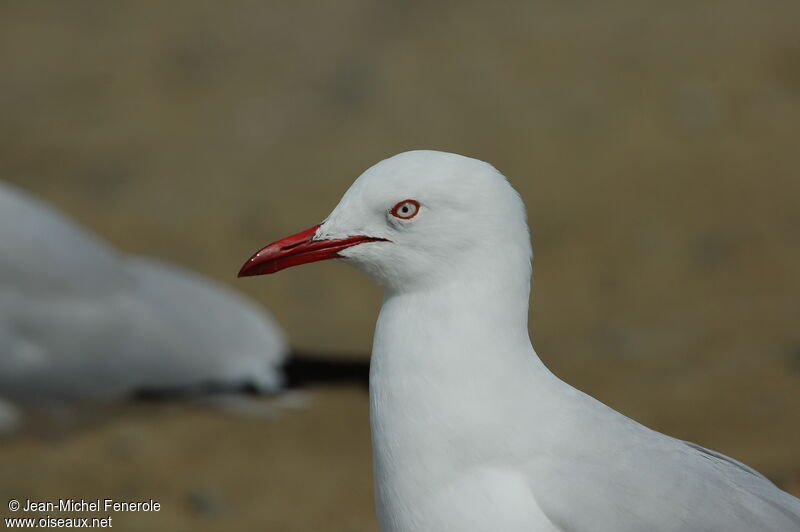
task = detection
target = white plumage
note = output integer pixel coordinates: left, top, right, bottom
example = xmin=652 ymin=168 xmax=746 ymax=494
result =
xmin=0 ymin=181 xmax=286 ymax=426
xmin=244 ymin=151 xmax=800 ymax=531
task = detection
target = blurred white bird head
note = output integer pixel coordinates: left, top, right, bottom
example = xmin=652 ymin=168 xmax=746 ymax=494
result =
xmin=239 ymin=150 xmax=531 ymax=293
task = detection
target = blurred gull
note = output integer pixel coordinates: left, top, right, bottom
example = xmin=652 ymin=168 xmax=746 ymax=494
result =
xmin=240 ymin=151 xmax=800 ymax=531
xmin=0 ymin=181 xmax=286 ymax=428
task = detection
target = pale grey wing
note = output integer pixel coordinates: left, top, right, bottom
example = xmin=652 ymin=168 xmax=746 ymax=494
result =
xmin=676 ymin=439 xmax=800 ymax=529
xmin=0 ymin=180 xmax=132 ymax=400
xmin=0 ymin=263 xmax=287 ymax=401
xmin=0 ymin=181 xmax=124 ymax=295
xmin=532 ymin=430 xmax=800 ymax=532
xmin=122 ymin=257 xmax=287 ymax=393
xmin=0 ymin=181 xmax=287 ymax=402
xmin=680 ymin=439 xmax=770 ymax=481
xmin=0 ymin=289 xmax=136 ymax=401
xmin=526 ymin=385 xmax=800 ymax=532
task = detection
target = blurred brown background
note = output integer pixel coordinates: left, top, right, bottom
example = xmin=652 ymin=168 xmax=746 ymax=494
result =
xmin=1 ymin=1 xmax=799 ymax=531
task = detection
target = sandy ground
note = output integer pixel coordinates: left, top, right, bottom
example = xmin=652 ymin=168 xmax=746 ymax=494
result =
xmin=0 ymin=1 xmax=799 ymax=530
xmin=2 ymin=391 xmax=375 ymax=532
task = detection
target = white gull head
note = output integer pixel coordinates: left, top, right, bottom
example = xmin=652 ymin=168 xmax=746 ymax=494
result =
xmin=240 ymin=150 xmax=531 ymax=296
xmin=317 ymin=150 xmax=532 ymax=293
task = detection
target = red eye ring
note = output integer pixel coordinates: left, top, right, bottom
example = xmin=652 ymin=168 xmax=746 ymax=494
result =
xmin=390 ymin=199 xmax=420 ymax=220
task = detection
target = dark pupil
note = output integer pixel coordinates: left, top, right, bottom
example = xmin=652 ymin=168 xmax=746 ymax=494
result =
xmin=401 ymin=205 xmax=409 ymax=213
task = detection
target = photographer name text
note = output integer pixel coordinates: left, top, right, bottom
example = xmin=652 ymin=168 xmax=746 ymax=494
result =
xmin=16 ymin=499 xmax=160 ymax=513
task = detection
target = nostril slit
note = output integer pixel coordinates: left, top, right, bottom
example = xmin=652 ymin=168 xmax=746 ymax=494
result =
xmin=282 ymin=241 xmax=304 ymax=251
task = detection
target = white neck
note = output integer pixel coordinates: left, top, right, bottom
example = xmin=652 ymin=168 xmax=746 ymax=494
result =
xmin=368 ymin=254 xmax=559 ymax=526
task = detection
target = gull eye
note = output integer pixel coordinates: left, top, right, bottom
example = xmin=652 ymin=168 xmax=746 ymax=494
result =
xmin=390 ymin=199 xmax=420 ymax=220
